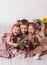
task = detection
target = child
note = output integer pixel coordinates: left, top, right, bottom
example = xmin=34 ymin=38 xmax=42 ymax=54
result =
xmin=0 ymin=23 xmax=21 ymax=58
xmin=15 ymin=19 xmax=29 ymax=58
xmin=20 ymin=19 xmax=29 ymax=35
xmin=33 ymin=19 xmax=44 ymax=39
xmin=28 ymin=22 xmax=46 ymax=59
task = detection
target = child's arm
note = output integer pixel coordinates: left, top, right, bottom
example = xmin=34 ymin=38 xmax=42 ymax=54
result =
xmin=36 ymin=34 xmax=47 ymax=49
xmin=6 ymin=36 xmax=19 ymax=47
xmin=36 ymin=34 xmax=43 ymax=42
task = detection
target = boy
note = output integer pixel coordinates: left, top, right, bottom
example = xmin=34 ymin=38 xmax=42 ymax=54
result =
xmin=15 ymin=19 xmax=29 ymax=58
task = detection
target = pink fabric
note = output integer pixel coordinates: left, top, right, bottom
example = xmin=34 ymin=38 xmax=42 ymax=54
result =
xmin=0 ymin=33 xmax=14 ymax=58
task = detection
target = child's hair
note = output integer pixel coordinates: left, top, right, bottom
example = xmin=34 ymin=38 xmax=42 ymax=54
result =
xmin=28 ymin=22 xmax=37 ymax=32
xmin=20 ymin=19 xmax=29 ymax=26
xmin=12 ymin=23 xmax=20 ymax=29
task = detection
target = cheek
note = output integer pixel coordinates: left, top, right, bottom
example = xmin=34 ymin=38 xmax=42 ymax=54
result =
xmin=12 ymin=30 xmax=15 ymax=33
xmin=28 ymin=29 xmax=31 ymax=32
xmin=21 ymin=29 xmax=23 ymax=31
xmin=32 ymin=30 xmax=35 ymax=33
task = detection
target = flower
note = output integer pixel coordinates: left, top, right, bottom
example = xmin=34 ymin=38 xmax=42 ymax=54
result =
xmin=41 ymin=17 xmax=47 ymax=25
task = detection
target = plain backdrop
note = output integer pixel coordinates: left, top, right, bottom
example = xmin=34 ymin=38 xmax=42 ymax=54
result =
xmin=0 ymin=0 xmax=47 ymax=37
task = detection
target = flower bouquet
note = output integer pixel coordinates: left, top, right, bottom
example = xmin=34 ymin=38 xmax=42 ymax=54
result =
xmin=9 ymin=36 xmax=25 ymax=50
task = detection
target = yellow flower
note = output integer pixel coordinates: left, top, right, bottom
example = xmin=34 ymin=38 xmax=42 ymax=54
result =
xmin=45 ymin=18 xmax=47 ymax=21
xmin=43 ymin=21 xmax=46 ymax=23
xmin=41 ymin=17 xmax=47 ymax=23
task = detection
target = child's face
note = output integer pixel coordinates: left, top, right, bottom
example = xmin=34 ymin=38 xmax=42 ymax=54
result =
xmin=28 ymin=25 xmax=35 ymax=35
xmin=12 ymin=26 xmax=20 ymax=36
xmin=20 ymin=25 xmax=28 ymax=34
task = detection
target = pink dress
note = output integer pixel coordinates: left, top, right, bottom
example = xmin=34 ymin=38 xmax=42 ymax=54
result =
xmin=27 ymin=34 xmax=46 ymax=55
xmin=0 ymin=33 xmax=19 ymax=58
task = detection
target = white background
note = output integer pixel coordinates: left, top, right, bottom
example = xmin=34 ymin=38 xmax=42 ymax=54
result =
xmin=0 ymin=0 xmax=47 ymax=36
xmin=0 ymin=1 xmax=47 ymax=65
xmin=0 ymin=0 xmax=47 ymax=24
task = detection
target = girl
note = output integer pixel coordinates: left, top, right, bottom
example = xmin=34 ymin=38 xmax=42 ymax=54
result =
xmin=27 ymin=22 xmax=46 ymax=59
xmin=0 ymin=23 xmax=21 ymax=58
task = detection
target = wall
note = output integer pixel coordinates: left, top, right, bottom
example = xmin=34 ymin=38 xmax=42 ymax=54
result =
xmin=0 ymin=0 xmax=47 ymax=36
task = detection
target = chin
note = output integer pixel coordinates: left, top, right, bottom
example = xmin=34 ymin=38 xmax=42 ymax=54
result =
xmin=22 ymin=32 xmax=25 ymax=34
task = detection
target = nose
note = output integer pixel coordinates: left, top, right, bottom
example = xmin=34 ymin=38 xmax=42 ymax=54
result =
xmin=15 ymin=30 xmax=18 ymax=33
xmin=22 ymin=29 xmax=25 ymax=31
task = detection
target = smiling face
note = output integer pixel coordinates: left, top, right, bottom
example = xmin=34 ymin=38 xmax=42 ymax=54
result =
xmin=12 ymin=26 xmax=20 ymax=36
xmin=20 ymin=25 xmax=28 ymax=34
xmin=28 ymin=24 xmax=36 ymax=35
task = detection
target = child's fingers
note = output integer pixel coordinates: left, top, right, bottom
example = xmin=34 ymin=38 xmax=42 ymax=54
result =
xmin=44 ymin=45 xmax=47 ymax=50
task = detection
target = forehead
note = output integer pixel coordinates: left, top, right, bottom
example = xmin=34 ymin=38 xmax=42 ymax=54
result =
xmin=28 ymin=25 xmax=34 ymax=29
xmin=20 ymin=25 xmax=27 ymax=27
xmin=13 ymin=26 xmax=20 ymax=29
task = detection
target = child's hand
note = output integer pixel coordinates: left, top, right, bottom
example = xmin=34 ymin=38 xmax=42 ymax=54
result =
xmin=14 ymin=43 xmax=19 ymax=47
xmin=44 ymin=45 xmax=47 ymax=50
